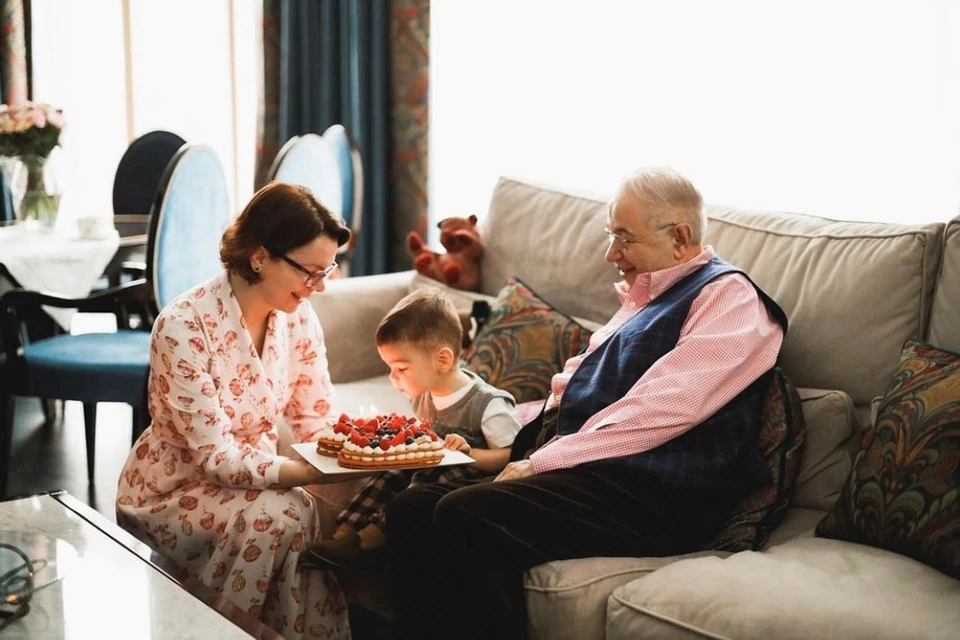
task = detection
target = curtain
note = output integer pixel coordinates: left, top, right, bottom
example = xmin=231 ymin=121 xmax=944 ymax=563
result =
xmin=257 ymin=0 xmax=428 ymax=277
xmin=0 ymin=0 xmax=29 ymax=223
xmin=388 ymin=0 xmax=428 ymax=272
xmin=0 ymin=0 xmax=28 ymax=104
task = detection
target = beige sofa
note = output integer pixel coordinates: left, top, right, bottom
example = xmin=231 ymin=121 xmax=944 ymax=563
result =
xmin=308 ymin=177 xmax=960 ymax=639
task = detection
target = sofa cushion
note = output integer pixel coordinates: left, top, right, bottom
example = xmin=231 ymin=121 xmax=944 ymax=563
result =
xmin=461 ymin=277 xmax=593 ymax=404
xmin=482 ymin=178 xmax=620 ymax=325
xmin=816 ymin=339 xmax=960 ymax=579
xmin=704 ymin=206 xmax=944 ymax=406
xmin=928 ymin=217 xmax=960 ymax=353
xmin=524 ymin=552 xmax=727 ymax=640
xmin=792 ymin=388 xmax=857 ymax=511
xmin=311 ymin=270 xmax=415 ymax=383
xmin=705 ymin=368 xmax=805 ymax=552
xmin=606 ymin=536 xmax=960 ymax=640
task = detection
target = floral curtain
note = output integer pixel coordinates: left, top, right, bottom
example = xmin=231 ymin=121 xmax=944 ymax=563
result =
xmin=0 ymin=0 xmax=29 ymax=223
xmin=388 ymin=0 xmax=428 ymax=272
xmin=0 ymin=0 xmax=28 ymax=105
xmin=256 ymin=0 xmax=429 ymax=275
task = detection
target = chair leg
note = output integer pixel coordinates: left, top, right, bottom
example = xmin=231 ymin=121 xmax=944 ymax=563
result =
xmin=82 ymin=403 xmax=97 ymax=485
xmin=0 ymin=395 xmax=13 ymax=498
xmin=40 ymin=398 xmax=59 ymax=426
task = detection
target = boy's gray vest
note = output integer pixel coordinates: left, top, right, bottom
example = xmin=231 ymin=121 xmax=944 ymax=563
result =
xmin=413 ymin=370 xmax=516 ymax=449
xmin=558 ymin=256 xmax=788 ymax=488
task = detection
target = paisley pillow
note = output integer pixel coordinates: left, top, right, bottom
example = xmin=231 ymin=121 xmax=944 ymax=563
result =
xmin=461 ymin=277 xmax=592 ymax=404
xmin=816 ymin=339 xmax=960 ymax=579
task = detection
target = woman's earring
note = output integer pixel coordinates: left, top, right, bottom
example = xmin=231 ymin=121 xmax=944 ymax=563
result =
xmin=252 ymin=265 xmax=262 ymax=273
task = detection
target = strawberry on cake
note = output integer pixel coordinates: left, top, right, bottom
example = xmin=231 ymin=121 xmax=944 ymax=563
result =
xmin=318 ymin=413 xmax=445 ymax=469
xmin=315 ymin=414 xmax=355 ymax=457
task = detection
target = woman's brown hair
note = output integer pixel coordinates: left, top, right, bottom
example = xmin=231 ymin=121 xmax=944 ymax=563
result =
xmin=220 ymin=182 xmax=351 ymax=284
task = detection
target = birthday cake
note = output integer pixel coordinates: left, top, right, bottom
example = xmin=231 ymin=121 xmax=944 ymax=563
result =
xmin=316 ymin=413 xmax=445 ymax=469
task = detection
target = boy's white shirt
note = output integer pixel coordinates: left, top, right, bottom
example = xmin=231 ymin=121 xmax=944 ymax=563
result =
xmin=429 ymin=376 xmax=521 ymax=449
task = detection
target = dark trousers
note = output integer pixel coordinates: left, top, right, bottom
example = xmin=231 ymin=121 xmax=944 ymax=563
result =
xmin=385 ymin=462 xmax=732 ymax=640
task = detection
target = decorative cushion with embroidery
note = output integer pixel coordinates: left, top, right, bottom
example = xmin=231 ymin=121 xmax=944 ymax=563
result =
xmin=705 ymin=367 xmax=806 ymax=552
xmin=815 ymin=339 xmax=960 ymax=579
xmin=461 ymin=277 xmax=592 ymax=404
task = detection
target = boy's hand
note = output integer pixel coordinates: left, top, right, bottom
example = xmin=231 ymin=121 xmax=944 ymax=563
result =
xmin=443 ymin=434 xmax=471 ymax=453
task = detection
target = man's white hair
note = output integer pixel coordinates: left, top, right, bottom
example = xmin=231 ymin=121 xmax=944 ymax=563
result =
xmin=622 ymin=167 xmax=706 ymax=243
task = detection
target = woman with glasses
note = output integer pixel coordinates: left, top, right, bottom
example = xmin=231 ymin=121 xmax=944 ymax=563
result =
xmin=117 ymin=182 xmax=353 ymax=639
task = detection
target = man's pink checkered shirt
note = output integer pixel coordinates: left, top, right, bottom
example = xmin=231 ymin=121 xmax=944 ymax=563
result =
xmin=529 ymin=246 xmax=784 ymax=474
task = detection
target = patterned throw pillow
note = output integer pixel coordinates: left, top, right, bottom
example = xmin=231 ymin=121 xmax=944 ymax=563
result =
xmin=706 ymin=367 xmax=807 ymax=552
xmin=461 ymin=277 xmax=592 ymax=404
xmin=816 ymin=339 xmax=960 ymax=579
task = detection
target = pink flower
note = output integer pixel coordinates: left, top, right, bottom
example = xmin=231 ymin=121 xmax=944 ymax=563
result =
xmin=31 ymin=108 xmax=46 ymax=128
xmin=44 ymin=105 xmax=64 ymax=128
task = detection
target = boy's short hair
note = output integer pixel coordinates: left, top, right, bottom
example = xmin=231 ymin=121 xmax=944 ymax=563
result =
xmin=376 ymin=289 xmax=463 ymax=358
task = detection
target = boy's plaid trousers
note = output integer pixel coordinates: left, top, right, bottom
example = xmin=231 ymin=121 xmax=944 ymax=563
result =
xmin=336 ymin=463 xmax=484 ymax=529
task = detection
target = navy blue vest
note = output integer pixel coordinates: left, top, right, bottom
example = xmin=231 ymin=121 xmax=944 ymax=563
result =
xmin=557 ymin=256 xmax=787 ymax=488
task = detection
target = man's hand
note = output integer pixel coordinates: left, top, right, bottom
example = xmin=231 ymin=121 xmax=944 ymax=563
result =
xmin=494 ymin=460 xmax=535 ymax=482
xmin=443 ymin=433 xmax=471 ymax=453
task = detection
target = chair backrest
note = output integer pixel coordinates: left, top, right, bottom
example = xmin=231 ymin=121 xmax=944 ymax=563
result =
xmin=113 ymin=130 xmax=187 ymax=217
xmin=266 ymin=133 xmax=344 ymax=225
xmin=322 ymin=124 xmax=364 ymax=231
xmin=146 ymin=143 xmax=230 ymax=311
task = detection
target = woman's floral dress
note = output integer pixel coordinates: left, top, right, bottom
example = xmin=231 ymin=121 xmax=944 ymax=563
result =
xmin=116 ymin=272 xmax=350 ymax=639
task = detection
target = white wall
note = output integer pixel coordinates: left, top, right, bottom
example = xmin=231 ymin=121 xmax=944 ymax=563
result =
xmin=430 ymin=0 xmax=960 ymax=233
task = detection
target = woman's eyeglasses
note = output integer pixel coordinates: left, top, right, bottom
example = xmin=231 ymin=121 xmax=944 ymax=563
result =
xmin=270 ymin=252 xmax=338 ymax=287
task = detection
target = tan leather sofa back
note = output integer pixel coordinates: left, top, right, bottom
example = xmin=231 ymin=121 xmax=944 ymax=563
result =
xmin=705 ymin=207 xmax=944 ymax=405
xmin=928 ymin=218 xmax=960 ymax=354
xmin=482 ymin=178 xmax=620 ymax=325
xmin=484 ymin=177 xmax=946 ymax=406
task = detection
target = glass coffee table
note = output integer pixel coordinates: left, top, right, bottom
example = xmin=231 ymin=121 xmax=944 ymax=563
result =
xmin=0 ymin=491 xmax=280 ymax=639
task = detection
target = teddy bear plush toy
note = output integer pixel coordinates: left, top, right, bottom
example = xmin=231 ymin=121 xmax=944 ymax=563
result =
xmin=406 ymin=214 xmax=483 ymax=292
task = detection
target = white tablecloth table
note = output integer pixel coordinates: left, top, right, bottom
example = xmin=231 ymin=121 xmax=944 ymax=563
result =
xmin=0 ymin=225 xmax=121 ymax=329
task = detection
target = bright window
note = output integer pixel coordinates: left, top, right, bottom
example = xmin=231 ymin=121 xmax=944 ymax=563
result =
xmin=430 ymin=1 xmax=960 ymax=230
xmin=29 ymin=0 xmax=259 ymax=225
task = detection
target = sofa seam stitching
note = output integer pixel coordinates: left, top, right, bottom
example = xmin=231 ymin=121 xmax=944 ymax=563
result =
xmin=708 ymin=217 xmax=941 ymax=241
xmin=523 ymin=568 xmax=659 ymax=594
xmin=608 ymin=593 xmax=733 ymax=640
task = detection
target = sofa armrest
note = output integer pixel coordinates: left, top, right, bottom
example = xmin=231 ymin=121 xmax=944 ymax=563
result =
xmin=310 ymin=270 xmax=416 ymax=383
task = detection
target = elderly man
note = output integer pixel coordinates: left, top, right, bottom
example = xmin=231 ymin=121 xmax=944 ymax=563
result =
xmin=386 ymin=168 xmax=787 ymax=640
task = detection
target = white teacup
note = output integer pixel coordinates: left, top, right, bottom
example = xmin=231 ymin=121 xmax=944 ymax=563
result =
xmin=76 ymin=216 xmax=115 ymax=240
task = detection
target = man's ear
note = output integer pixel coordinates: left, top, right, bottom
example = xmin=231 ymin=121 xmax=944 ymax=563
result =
xmin=674 ymin=223 xmax=694 ymax=250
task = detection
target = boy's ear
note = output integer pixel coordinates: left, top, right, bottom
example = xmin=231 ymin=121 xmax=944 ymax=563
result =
xmin=435 ymin=346 xmax=456 ymax=371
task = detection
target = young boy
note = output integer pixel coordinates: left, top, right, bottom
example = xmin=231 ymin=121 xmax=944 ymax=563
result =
xmin=303 ymin=289 xmax=521 ymax=568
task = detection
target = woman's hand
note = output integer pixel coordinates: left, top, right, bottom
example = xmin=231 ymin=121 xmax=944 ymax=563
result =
xmin=443 ymin=434 xmax=471 ymax=453
xmin=277 ymin=459 xmax=364 ymax=487
xmin=494 ymin=460 xmax=535 ymax=483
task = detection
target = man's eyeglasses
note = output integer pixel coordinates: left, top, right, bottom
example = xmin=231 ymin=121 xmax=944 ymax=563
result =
xmin=603 ymin=222 xmax=677 ymax=251
xmin=271 ymin=252 xmax=338 ymax=287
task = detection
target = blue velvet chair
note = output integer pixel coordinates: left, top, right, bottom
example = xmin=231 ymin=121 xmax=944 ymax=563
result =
xmin=268 ymin=125 xmax=363 ymax=272
xmin=0 ymin=143 xmax=230 ymax=495
xmin=322 ymin=124 xmax=364 ymax=237
xmin=102 ymin=130 xmax=187 ymax=289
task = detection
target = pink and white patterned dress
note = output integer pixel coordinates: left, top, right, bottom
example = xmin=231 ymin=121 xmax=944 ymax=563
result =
xmin=116 ymin=272 xmax=350 ymax=639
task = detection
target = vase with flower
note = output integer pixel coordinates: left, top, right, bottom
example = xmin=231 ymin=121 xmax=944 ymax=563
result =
xmin=0 ymin=102 xmax=65 ymax=231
